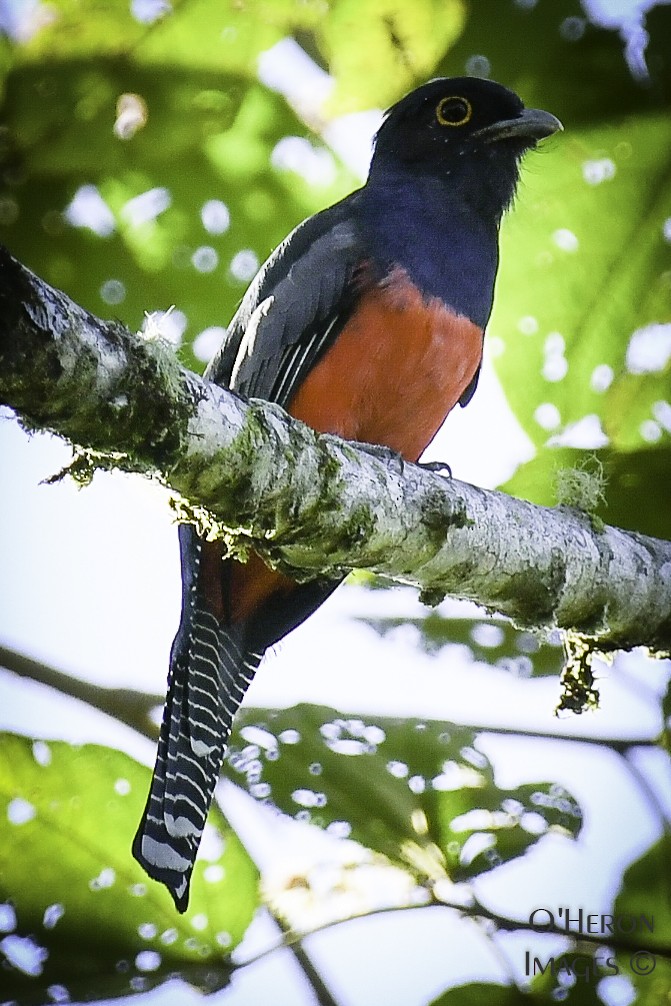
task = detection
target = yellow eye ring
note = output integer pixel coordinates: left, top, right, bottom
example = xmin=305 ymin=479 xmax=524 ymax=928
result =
xmin=436 ymin=96 xmax=472 ymax=127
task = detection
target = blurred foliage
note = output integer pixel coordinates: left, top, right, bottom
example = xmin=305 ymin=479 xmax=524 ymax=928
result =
xmin=2 ymin=0 xmax=671 ymax=1002
xmin=359 ymin=611 xmax=565 ymax=677
xmin=0 ymin=734 xmax=258 ymax=999
xmin=228 ymin=704 xmax=583 ymax=887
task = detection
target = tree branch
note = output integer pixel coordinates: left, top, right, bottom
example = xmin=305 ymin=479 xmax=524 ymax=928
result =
xmin=1 ymin=245 xmax=670 ymax=654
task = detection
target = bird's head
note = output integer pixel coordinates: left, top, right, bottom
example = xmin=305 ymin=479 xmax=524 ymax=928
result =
xmin=370 ymin=76 xmax=562 ymax=217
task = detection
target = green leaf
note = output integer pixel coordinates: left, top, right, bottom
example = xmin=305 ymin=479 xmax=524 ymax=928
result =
xmin=1 ymin=54 xmax=356 ymax=369
xmin=0 ymin=733 xmax=259 ymax=992
xmin=614 ymin=836 xmax=671 ymax=950
xmin=359 ymin=612 xmax=564 ymax=677
xmin=316 ymin=0 xmax=466 ymax=111
xmin=429 ymin=983 xmax=531 ymax=1006
xmin=503 ymin=444 xmax=671 ymax=541
xmin=491 ymin=114 xmax=671 ymax=453
xmin=229 ymin=705 xmax=582 ymax=887
xmin=438 ymin=0 xmax=667 ymax=123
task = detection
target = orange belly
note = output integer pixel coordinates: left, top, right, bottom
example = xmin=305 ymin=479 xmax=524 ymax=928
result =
xmin=228 ymin=271 xmax=483 ymax=623
xmin=289 ymin=269 xmax=483 ymax=462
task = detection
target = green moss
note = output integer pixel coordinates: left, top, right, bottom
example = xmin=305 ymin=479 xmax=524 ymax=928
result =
xmin=555 ymin=457 xmax=607 ymax=515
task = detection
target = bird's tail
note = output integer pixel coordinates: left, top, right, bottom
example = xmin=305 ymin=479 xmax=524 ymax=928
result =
xmin=132 ymin=525 xmax=261 ymax=912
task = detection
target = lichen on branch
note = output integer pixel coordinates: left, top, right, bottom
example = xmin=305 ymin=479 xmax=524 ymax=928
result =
xmin=1 ymin=244 xmax=671 ymax=655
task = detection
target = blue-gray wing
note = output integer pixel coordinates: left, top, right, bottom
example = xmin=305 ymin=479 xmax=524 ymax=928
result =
xmin=206 ymin=196 xmax=365 ymax=407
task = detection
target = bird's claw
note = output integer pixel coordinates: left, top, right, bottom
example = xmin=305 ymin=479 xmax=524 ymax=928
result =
xmin=417 ymin=460 xmax=453 ymax=478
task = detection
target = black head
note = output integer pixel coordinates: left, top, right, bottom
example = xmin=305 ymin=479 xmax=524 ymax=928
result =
xmin=370 ymin=77 xmax=561 ymax=216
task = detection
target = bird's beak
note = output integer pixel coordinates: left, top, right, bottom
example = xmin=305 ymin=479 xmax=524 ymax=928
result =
xmin=474 ymin=108 xmax=563 ymax=143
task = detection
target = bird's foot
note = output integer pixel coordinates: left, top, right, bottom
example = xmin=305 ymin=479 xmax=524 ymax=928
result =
xmin=416 ymin=459 xmax=453 ymax=479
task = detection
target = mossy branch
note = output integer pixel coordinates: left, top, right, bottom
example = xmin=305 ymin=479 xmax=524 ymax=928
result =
xmin=1 ymin=245 xmax=671 ymax=655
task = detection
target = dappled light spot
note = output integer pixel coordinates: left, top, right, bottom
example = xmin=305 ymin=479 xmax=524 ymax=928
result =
xmin=560 ymin=15 xmax=586 ymax=41
xmin=487 ymin=335 xmax=505 ymax=358
xmin=470 ymin=623 xmax=505 ymax=648
xmin=308 ymin=762 xmax=322 ymax=776
xmin=582 ymin=157 xmax=615 ymax=185
xmin=291 ymin=789 xmax=327 ymax=808
xmin=190 ymin=913 xmax=208 ymax=932
xmin=204 ymin=864 xmax=225 ymax=884
xmin=200 ymin=823 xmax=225 ymax=862
xmin=130 ymin=976 xmax=147 ymax=992
xmin=324 ymin=738 xmax=368 ymax=755
xmin=0 ymin=903 xmax=16 ymax=933
xmin=89 ymin=867 xmax=116 ymax=891
xmin=590 ymin=363 xmax=614 ymax=392
xmin=271 ymin=137 xmax=337 ymax=187
xmin=279 ymin=729 xmax=301 ymax=745
xmin=640 ymin=420 xmax=662 ymax=443
xmin=160 ymin=928 xmax=178 ymax=945
xmin=192 ymin=325 xmax=226 ymax=363
xmin=326 ymin=821 xmax=352 ymax=839
xmin=131 ymin=0 xmax=171 ymax=25
xmin=229 ymin=249 xmax=259 ymax=282
xmin=114 ymin=778 xmax=131 ymax=796
xmin=452 ymin=808 xmax=510 ymax=832
xmin=137 ymin=922 xmax=157 ymax=940
xmin=432 ymin=762 xmax=484 ymax=791
xmin=250 ymin=782 xmax=271 ymax=799
xmin=129 ymin=883 xmax=146 ymax=897
xmin=363 ymin=725 xmax=385 ymax=745
xmin=652 ymin=400 xmax=671 ymax=432
xmin=121 ymin=187 xmax=171 ymax=227
xmin=65 ymin=185 xmax=115 ymax=237
xmin=497 ymin=655 xmax=534 ymax=677
xmin=7 ymin=797 xmax=35 ymax=825
xmin=46 ymin=983 xmax=70 ymax=1003
xmin=548 ymin=414 xmax=609 ymax=448
xmin=626 ymin=322 xmax=671 ymax=373
xmin=201 ymin=199 xmax=230 ymax=235
xmin=459 ymin=832 xmax=496 ymax=867
xmin=114 ymin=93 xmax=148 ymax=140
xmin=520 ymin=812 xmax=548 ymax=835
xmin=545 ymin=332 xmax=565 ymax=355
xmin=216 ymin=931 xmax=232 ymax=949
xmin=135 ymin=950 xmax=161 ymax=973
xmin=100 ymin=278 xmax=126 ymax=305
xmin=411 ymin=808 xmax=429 ymax=835
xmin=32 ymin=740 xmax=51 ymax=766
xmin=386 ymin=760 xmax=409 ymax=778
xmin=0 ymin=195 xmax=19 ymax=225
xmin=534 ymin=402 xmax=561 ymax=430
xmin=408 ymin=775 xmax=425 ymax=794
xmin=1 ymin=934 xmax=48 ymax=976
xmin=542 ymin=331 xmax=568 ymax=382
xmin=460 ymin=746 xmax=488 ymax=769
xmin=517 ymin=632 xmax=540 ymax=654
xmin=517 ymin=315 xmax=538 ymax=335
xmin=240 ymin=725 xmax=278 ymax=750
xmin=531 ymin=786 xmax=581 ymax=820
xmin=43 ymin=903 xmax=65 ymax=930
xmin=465 ymin=54 xmax=491 ymax=77
xmin=552 ymin=228 xmax=579 ymax=252
xmin=191 ymin=245 xmax=219 ymax=273
xmin=663 ymin=218 xmax=671 ymax=243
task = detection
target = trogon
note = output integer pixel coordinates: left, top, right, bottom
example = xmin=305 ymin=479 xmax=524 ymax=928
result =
xmin=133 ymin=76 xmax=561 ymax=910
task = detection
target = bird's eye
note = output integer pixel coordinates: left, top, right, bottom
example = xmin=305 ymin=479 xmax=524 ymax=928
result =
xmin=435 ymin=96 xmax=472 ymax=127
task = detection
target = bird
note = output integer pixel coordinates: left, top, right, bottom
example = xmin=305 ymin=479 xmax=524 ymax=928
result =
xmin=133 ymin=76 xmax=561 ymax=911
